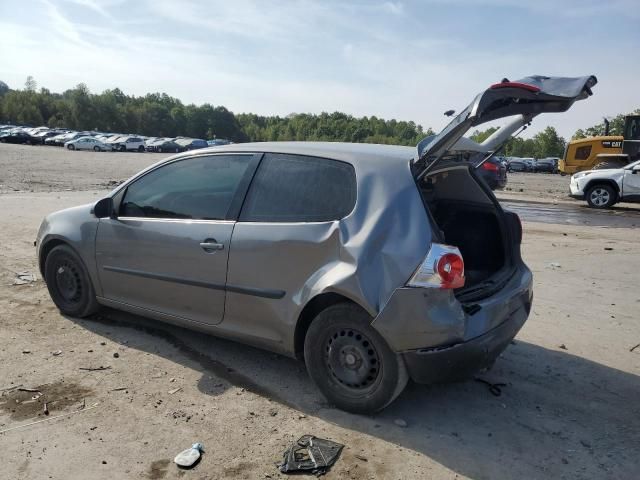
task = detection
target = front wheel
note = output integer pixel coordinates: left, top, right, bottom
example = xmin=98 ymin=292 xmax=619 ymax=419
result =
xmin=93 ymin=146 xmax=100 ymax=152
xmin=304 ymin=303 xmax=408 ymax=413
xmin=138 ymin=145 xmax=145 ymax=152
xmin=44 ymin=245 xmax=99 ymax=317
xmin=67 ymin=144 xmax=75 ymax=150
xmin=586 ymin=184 xmax=617 ymax=209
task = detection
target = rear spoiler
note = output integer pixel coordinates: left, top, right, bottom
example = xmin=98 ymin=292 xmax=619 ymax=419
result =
xmin=413 ymin=75 xmax=598 ymax=180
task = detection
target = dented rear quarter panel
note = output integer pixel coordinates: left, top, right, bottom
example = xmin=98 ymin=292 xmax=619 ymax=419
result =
xmin=222 ymin=148 xmax=432 ymax=355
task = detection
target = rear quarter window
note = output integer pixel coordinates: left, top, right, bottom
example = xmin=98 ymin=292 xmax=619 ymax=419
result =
xmin=240 ymin=153 xmax=356 ymax=222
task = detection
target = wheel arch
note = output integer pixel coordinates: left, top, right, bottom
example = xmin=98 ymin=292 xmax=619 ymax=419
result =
xmin=294 ymin=292 xmax=369 ymax=360
xmin=39 ymin=237 xmax=75 ymax=277
xmin=584 ymin=178 xmax=620 ymax=194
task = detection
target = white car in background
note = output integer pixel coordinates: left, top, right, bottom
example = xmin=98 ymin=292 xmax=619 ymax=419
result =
xmin=111 ymin=135 xmax=146 ymax=152
xmin=570 ymin=159 xmax=640 ymax=208
xmin=64 ymin=136 xmax=112 ymax=152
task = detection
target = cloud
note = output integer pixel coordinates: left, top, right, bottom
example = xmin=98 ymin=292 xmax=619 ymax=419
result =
xmin=0 ymin=0 xmax=637 ymax=139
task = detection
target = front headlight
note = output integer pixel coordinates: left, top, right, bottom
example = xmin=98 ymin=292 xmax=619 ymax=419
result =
xmin=572 ymin=172 xmax=591 ymax=180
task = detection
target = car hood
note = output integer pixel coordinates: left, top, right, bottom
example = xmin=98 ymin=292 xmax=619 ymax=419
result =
xmin=414 ymin=75 xmax=597 ymax=179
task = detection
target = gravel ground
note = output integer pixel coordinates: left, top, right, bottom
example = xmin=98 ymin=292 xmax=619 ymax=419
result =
xmin=1 ymin=144 xmax=639 ymax=479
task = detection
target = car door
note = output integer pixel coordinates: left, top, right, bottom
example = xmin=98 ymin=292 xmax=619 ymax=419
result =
xmin=95 ymin=153 xmax=261 ymax=325
xmin=622 ymin=163 xmax=640 ymax=200
xmin=224 ymin=153 xmax=357 ymax=343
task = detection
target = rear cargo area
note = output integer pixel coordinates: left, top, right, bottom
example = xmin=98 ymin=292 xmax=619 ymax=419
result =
xmin=419 ymin=165 xmax=512 ymax=295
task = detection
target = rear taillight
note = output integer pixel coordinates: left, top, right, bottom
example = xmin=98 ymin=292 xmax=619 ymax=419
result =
xmin=407 ymin=243 xmax=465 ymax=290
xmin=481 ymin=161 xmax=499 ymax=172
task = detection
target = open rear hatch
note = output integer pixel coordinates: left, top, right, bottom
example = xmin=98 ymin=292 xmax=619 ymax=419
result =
xmin=413 ymin=75 xmax=597 ymax=300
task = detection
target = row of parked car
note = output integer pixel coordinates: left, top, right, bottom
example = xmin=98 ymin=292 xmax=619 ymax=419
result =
xmin=0 ymin=124 xmax=231 ymax=153
xmin=505 ymin=156 xmax=559 ymax=173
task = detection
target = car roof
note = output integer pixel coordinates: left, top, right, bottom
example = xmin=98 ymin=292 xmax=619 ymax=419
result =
xmin=187 ymin=141 xmax=415 ymax=166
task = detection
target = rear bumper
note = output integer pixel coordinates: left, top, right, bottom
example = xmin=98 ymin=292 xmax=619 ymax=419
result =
xmin=372 ymin=263 xmax=533 ymax=384
xmin=402 ymin=293 xmax=530 ymax=383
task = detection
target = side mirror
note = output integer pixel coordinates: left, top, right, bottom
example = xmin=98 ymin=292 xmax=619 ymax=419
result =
xmin=93 ymin=197 xmax=114 ymax=218
xmin=632 ymin=165 xmax=640 ymax=174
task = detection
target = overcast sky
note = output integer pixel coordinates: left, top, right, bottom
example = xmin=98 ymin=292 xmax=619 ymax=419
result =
xmin=1 ymin=0 xmax=638 ymax=138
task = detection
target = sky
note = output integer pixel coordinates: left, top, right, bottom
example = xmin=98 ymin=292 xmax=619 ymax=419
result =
xmin=0 ymin=0 xmax=639 ymax=138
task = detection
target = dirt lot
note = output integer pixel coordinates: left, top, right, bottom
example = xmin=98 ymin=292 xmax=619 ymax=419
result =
xmin=1 ymin=144 xmax=639 ymax=479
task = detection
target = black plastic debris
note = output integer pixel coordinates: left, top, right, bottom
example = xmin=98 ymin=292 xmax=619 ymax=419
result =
xmin=279 ymin=435 xmax=343 ymax=476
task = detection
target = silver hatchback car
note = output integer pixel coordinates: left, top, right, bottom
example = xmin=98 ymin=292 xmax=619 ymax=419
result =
xmin=37 ymin=75 xmax=596 ymax=412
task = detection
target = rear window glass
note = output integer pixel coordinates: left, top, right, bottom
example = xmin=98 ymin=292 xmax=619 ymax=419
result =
xmin=240 ymin=153 xmax=356 ymax=222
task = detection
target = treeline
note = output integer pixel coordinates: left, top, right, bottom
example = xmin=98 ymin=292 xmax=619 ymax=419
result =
xmin=0 ymin=77 xmax=636 ymax=157
xmin=0 ymin=78 xmax=429 ymax=146
xmin=572 ymin=109 xmax=640 ymax=139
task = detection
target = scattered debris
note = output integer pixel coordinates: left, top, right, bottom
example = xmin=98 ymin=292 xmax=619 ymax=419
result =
xmin=52 ymin=350 xmax=63 ymax=356
xmin=43 ymin=403 xmax=49 ymax=416
xmin=604 ymin=247 xmax=614 ymax=251
xmin=279 ymin=435 xmax=343 ymax=476
xmin=0 ymin=384 xmax=23 ymax=393
xmin=113 ymin=352 xmax=120 ymax=358
xmin=393 ymin=419 xmax=408 ymax=428
xmin=18 ymin=387 xmax=42 ymax=393
xmin=111 ymin=387 xmax=128 ymax=392
xmin=12 ymin=271 xmax=36 ymax=285
xmin=168 ymin=387 xmax=182 ymax=395
xmin=559 ymin=344 xmax=568 ymax=350
xmin=548 ymin=262 xmax=562 ymax=269
xmin=174 ymin=443 xmax=204 ymax=468
xmin=475 ymin=378 xmax=507 ymax=397
xmin=0 ymin=402 xmax=100 ymax=435
xmin=630 ymin=344 xmax=640 ymax=353
xmin=22 ymin=350 xmax=31 ymax=354
xmin=79 ymin=366 xmax=111 ymax=372
xmin=354 ymin=454 xmax=368 ymax=462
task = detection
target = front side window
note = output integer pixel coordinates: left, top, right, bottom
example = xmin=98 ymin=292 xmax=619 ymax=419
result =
xmin=575 ymin=145 xmax=592 ymax=160
xmin=240 ymin=153 xmax=356 ymax=222
xmin=120 ymin=155 xmax=252 ymax=220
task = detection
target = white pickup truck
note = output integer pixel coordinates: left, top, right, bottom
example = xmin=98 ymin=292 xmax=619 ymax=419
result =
xmin=570 ymin=159 xmax=640 ymax=208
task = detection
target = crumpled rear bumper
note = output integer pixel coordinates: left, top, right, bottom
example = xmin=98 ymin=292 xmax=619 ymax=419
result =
xmin=402 ymin=294 xmax=530 ymax=383
xmin=372 ymin=263 xmax=533 ymax=384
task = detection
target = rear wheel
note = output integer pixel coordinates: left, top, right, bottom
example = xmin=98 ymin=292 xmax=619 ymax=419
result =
xmin=138 ymin=145 xmax=145 ymax=152
xmin=586 ymin=184 xmax=616 ymax=209
xmin=44 ymin=245 xmax=99 ymax=317
xmin=304 ymin=303 xmax=408 ymax=413
xmin=67 ymin=144 xmax=75 ymax=150
xmin=93 ymin=146 xmax=100 ymax=152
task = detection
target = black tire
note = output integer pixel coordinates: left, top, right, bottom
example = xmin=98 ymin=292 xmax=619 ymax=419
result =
xmin=175 ymin=148 xmax=179 ymax=153
xmin=304 ymin=303 xmax=408 ymax=413
xmin=119 ymin=145 xmax=126 ymax=152
xmin=138 ymin=145 xmax=145 ymax=152
xmin=93 ymin=146 xmax=100 ymax=152
xmin=594 ymin=160 xmax=626 ymax=170
xmin=44 ymin=245 xmax=99 ymax=317
xmin=586 ymin=184 xmax=617 ymax=209
xmin=67 ymin=144 xmax=75 ymax=150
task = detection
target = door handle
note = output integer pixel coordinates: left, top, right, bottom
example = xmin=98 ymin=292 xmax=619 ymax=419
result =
xmin=200 ymin=239 xmax=224 ymax=252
